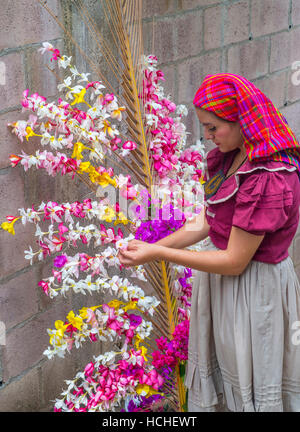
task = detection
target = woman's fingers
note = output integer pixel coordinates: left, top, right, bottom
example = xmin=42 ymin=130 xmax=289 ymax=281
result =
xmin=118 ymin=249 xmax=135 ymax=265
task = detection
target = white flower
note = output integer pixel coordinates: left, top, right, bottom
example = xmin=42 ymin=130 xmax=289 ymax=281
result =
xmin=78 ymin=72 xmax=91 ymax=82
xmin=38 ymin=42 xmax=54 ymax=55
xmin=69 ymin=66 xmax=80 ymax=78
xmin=115 ymin=238 xmax=128 ymax=250
xmin=24 ymin=246 xmax=35 ymax=265
xmin=57 ymin=76 xmax=72 ymax=92
xmin=58 ymin=55 xmax=72 ymax=69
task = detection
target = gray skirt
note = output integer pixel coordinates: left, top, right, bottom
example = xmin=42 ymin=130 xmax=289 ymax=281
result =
xmin=185 ymin=237 xmax=300 ymax=412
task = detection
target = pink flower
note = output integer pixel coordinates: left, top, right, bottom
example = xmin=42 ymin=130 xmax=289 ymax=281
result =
xmin=86 ymin=309 xmax=98 ymax=328
xmin=38 ymin=280 xmax=50 ymax=296
xmin=50 ymin=48 xmax=61 ymax=61
xmin=122 ymin=141 xmax=137 ymax=151
xmin=104 ymin=93 xmax=115 ymax=103
xmin=89 ymin=333 xmax=98 ymax=342
xmin=84 ymin=362 xmax=95 ymax=377
xmin=52 ymin=269 xmax=62 ymax=283
xmin=58 ymin=223 xmax=68 ymax=235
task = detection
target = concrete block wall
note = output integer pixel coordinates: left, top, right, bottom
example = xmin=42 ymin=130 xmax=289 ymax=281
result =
xmin=142 ymin=0 xmax=300 ymax=277
xmin=1 ymin=0 xmax=300 ymax=412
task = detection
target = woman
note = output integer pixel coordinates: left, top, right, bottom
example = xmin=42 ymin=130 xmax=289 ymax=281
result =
xmin=118 ymin=73 xmax=300 ymax=412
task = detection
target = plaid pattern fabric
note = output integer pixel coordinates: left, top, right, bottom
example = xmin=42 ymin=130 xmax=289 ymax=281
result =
xmin=193 ymin=73 xmax=300 ymax=171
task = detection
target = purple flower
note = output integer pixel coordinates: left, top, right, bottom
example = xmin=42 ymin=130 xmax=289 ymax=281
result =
xmin=128 ymin=314 xmax=142 ymax=328
xmin=53 ymin=254 xmax=67 ymax=268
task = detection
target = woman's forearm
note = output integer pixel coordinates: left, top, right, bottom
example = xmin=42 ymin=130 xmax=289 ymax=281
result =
xmin=155 ymin=209 xmax=210 ymax=249
xmin=158 ymin=246 xmax=240 ymax=276
xmin=156 ymin=226 xmax=265 ymax=276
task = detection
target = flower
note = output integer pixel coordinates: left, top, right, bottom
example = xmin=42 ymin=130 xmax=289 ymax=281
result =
xmin=72 ymin=142 xmax=88 ymax=160
xmin=1 ymin=217 xmax=20 ymax=235
xmin=71 ymin=88 xmax=87 ymax=106
xmin=54 ymin=255 xmax=68 ymax=268
xmin=38 ymin=42 xmax=54 ymax=55
xmin=9 ymin=154 xmax=22 ymax=167
xmin=67 ymin=311 xmax=84 ymax=331
xmin=128 ymin=314 xmax=142 ymax=328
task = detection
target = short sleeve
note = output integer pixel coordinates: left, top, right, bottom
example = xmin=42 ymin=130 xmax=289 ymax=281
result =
xmin=232 ymin=170 xmax=294 ymax=235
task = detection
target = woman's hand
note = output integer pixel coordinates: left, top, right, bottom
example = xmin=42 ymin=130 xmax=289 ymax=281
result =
xmin=118 ymin=239 xmax=163 ymax=267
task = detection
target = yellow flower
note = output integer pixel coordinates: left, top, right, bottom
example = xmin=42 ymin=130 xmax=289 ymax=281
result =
xmin=71 ymin=88 xmax=87 ymax=106
xmin=103 ymin=120 xmax=114 ymax=137
xmin=123 ymin=300 xmax=138 ymax=312
xmin=111 ymin=106 xmax=126 ymax=121
xmin=25 ymin=126 xmax=41 ymax=141
xmin=67 ymin=310 xmax=83 ymax=330
xmin=79 ymin=305 xmax=101 ymax=319
xmin=135 ymin=334 xmax=142 ymax=351
xmin=1 ymin=217 xmax=21 ymax=235
xmin=114 ymin=211 xmax=130 ymax=226
xmin=200 ymin=174 xmax=206 ymax=185
xmin=79 ymin=307 xmax=88 ymax=319
xmin=140 ymin=346 xmax=148 ymax=362
xmin=50 ymin=320 xmax=68 ymax=346
xmin=135 ymin=384 xmax=162 ymax=397
xmin=107 ymin=300 xmax=124 ymax=310
xmin=88 ymin=168 xmax=102 ymax=184
xmin=72 ymin=142 xmax=88 ymax=160
xmin=102 ymin=207 xmax=116 ymax=223
xmin=78 ymin=161 xmax=92 ymax=173
xmin=94 ymin=172 xmax=113 ymax=188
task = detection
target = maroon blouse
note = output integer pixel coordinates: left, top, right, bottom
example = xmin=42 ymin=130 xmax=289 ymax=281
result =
xmin=203 ymin=147 xmax=300 ymax=263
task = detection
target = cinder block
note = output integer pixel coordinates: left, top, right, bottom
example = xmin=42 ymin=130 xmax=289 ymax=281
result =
xmin=2 ymin=298 xmax=72 ymax=381
xmin=204 ymin=5 xmax=223 ymax=50
xmin=251 ymin=0 xmax=289 ymax=38
xmin=224 ymin=1 xmax=250 ymax=45
xmin=142 ymin=0 xmax=177 ymax=18
xmin=281 ymin=99 xmax=300 ymax=136
xmin=0 ymin=52 xmax=25 ymax=111
xmin=253 ymin=70 xmax=287 ymax=109
xmin=180 ymin=0 xmax=221 ymax=10
xmin=0 ymin=368 xmax=40 ymax=411
xmin=292 ymin=0 xmax=300 ymax=26
xmin=40 ymin=354 xmax=77 ymax=411
xmin=227 ymin=39 xmax=269 ymax=80
xmin=287 ymin=67 xmax=300 ymax=103
xmin=175 ymin=11 xmax=203 ymax=59
xmin=270 ymin=27 xmax=300 ymax=73
xmin=151 ymin=18 xmax=176 ymax=63
xmin=178 ymin=51 xmax=222 ymax=103
xmin=0 ymin=0 xmax=61 ymax=50
xmin=0 ymin=268 xmax=39 ymax=330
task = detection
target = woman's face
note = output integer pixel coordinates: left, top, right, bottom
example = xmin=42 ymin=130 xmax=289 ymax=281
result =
xmin=195 ymin=107 xmax=244 ymax=153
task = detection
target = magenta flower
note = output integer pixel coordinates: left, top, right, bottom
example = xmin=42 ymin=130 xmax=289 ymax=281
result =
xmin=84 ymin=362 xmax=94 ymax=377
xmin=128 ymin=314 xmax=142 ymax=328
xmin=53 ymin=254 xmax=68 ymax=268
xmin=38 ymin=280 xmax=50 ymax=296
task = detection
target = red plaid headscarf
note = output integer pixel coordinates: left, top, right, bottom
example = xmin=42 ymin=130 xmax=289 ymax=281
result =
xmin=193 ymin=73 xmax=300 ymax=171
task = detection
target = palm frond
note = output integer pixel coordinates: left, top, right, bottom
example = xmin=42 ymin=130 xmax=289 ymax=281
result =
xmin=37 ymin=0 xmax=185 ymax=411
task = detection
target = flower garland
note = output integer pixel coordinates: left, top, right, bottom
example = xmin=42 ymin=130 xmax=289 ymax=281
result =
xmin=1 ymin=42 xmax=205 ymax=412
